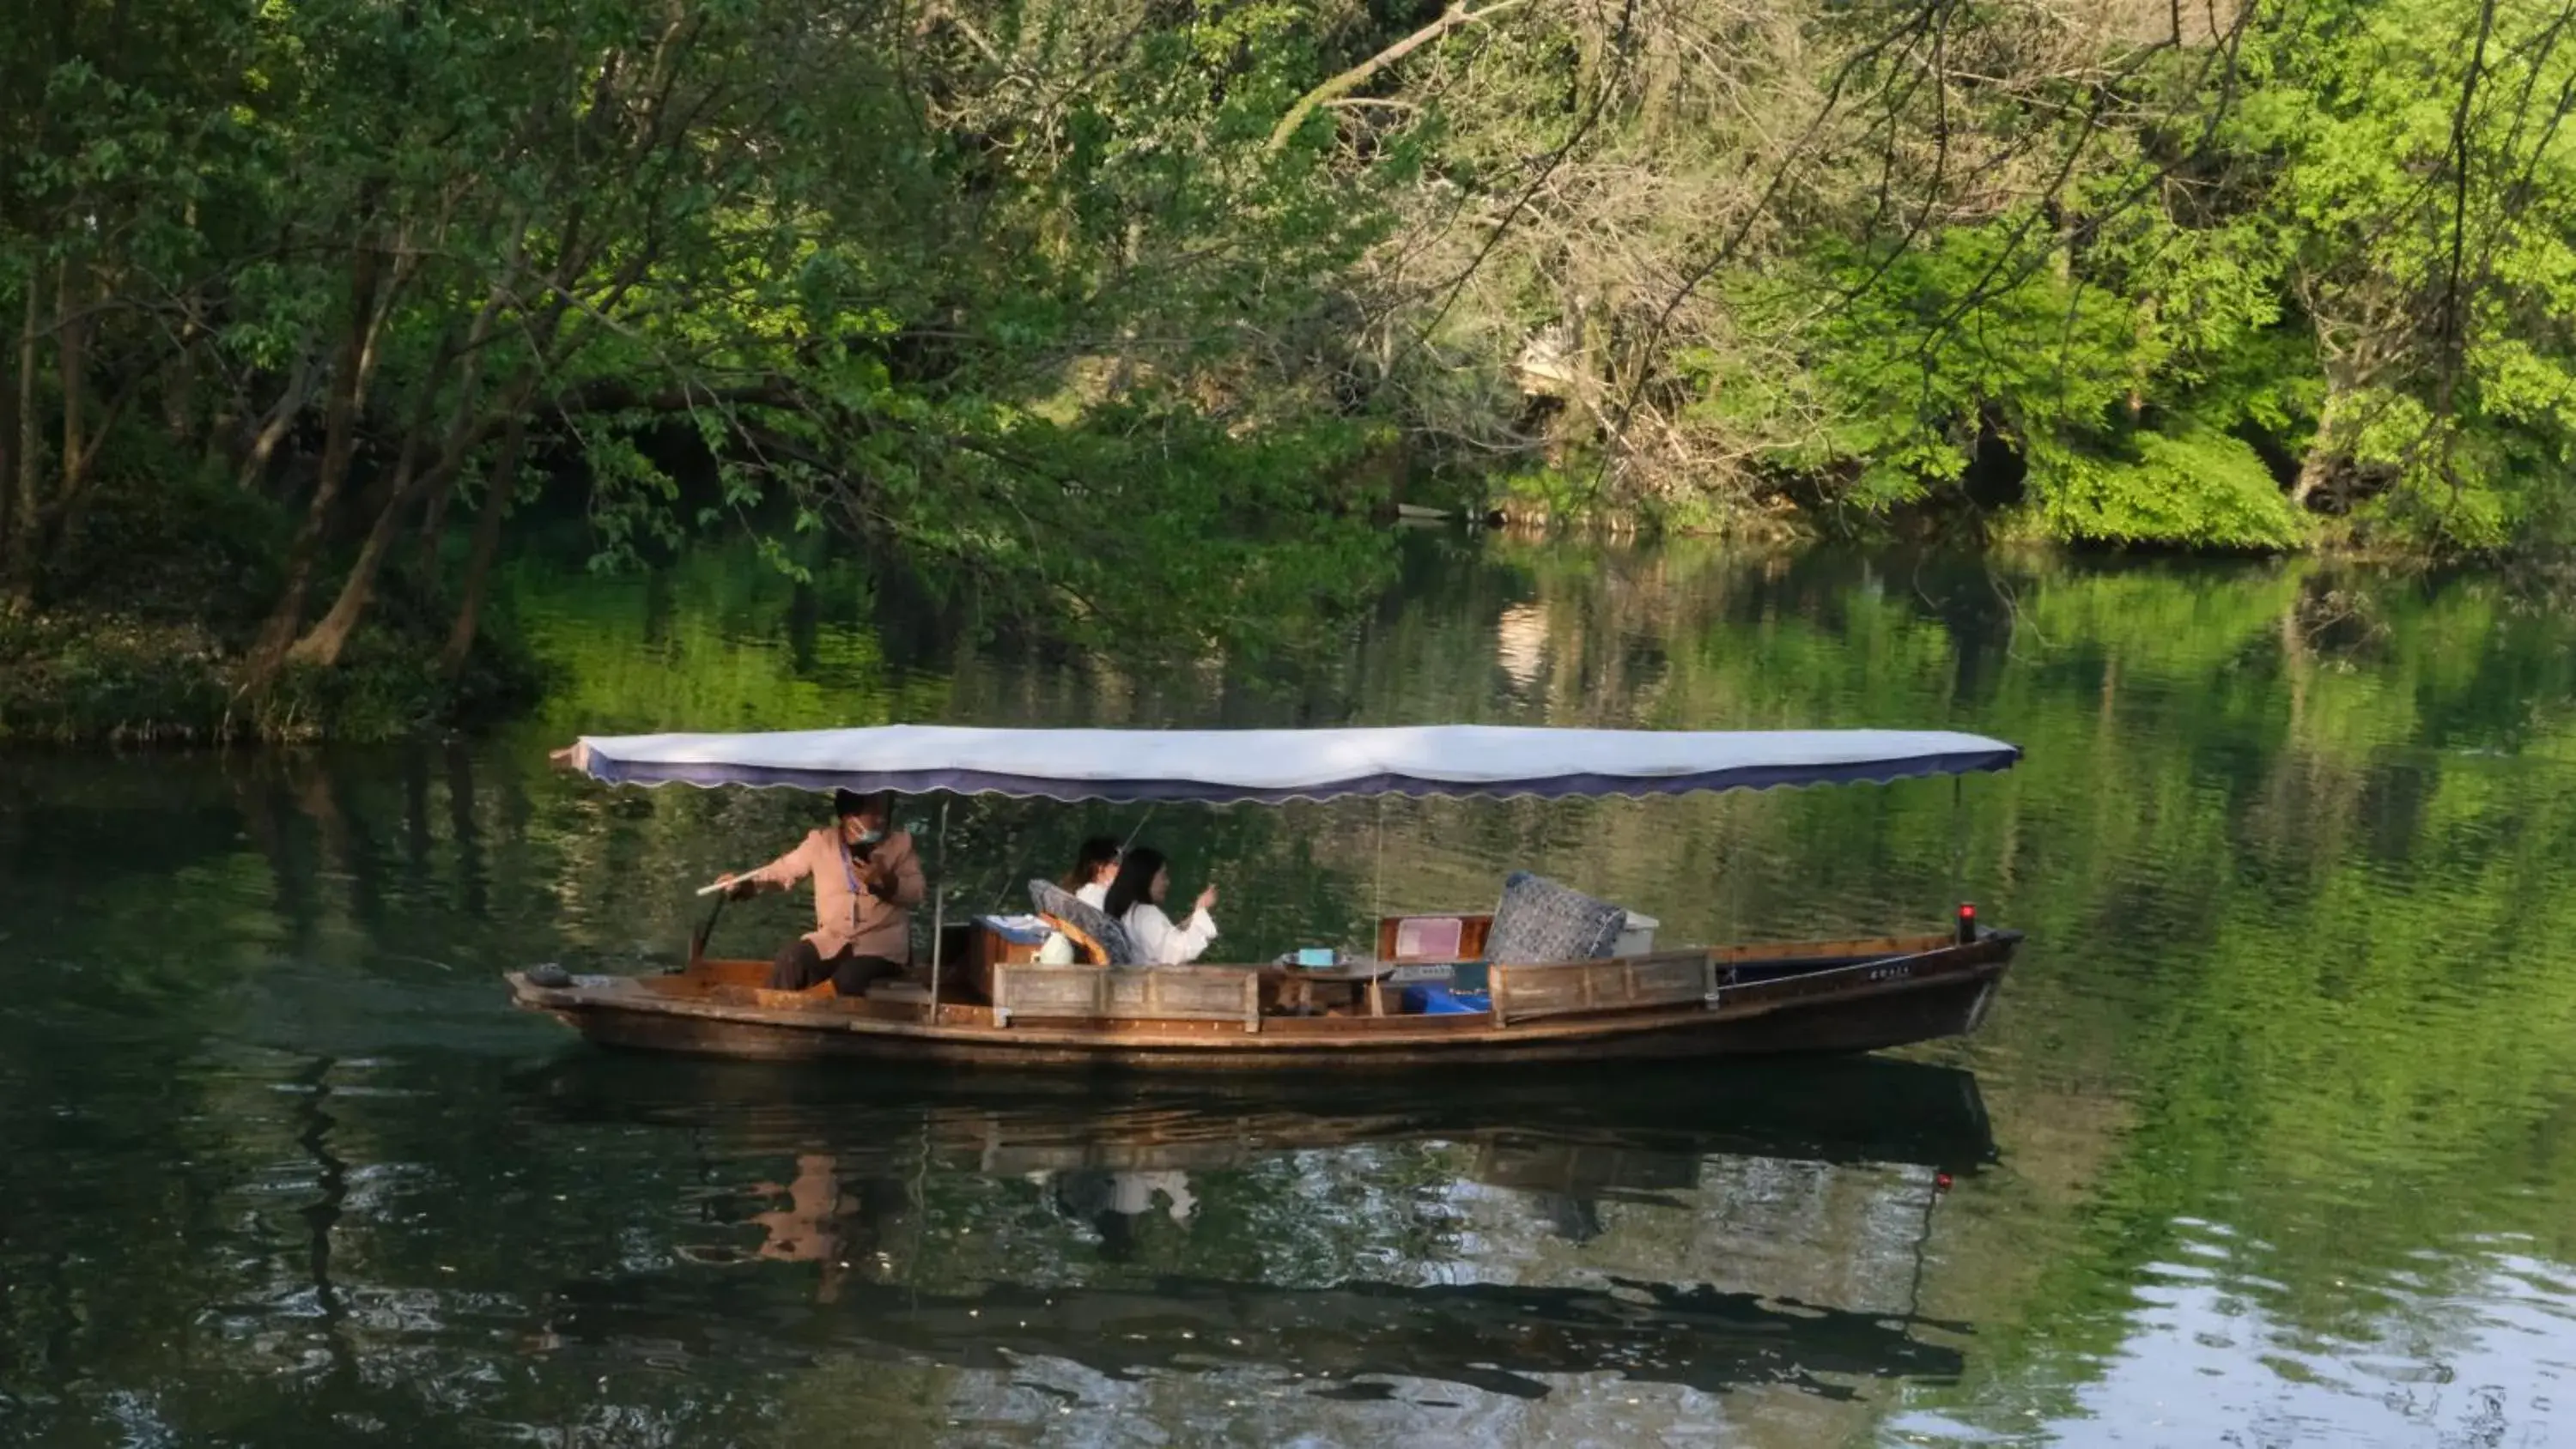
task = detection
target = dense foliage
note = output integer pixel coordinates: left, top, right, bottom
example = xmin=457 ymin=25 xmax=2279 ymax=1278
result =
xmin=6 ymin=0 xmax=2576 ymax=736
xmin=0 ymin=0 xmax=1398 ymax=737
xmin=1337 ymin=0 xmax=2576 ymax=549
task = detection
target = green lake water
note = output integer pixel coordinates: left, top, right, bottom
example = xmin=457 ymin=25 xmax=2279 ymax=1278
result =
xmin=5 ymin=535 xmax=2575 ymax=1446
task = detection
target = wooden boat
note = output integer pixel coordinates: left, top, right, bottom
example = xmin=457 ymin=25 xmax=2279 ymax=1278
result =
xmin=509 ymin=724 xmax=2023 ymax=1069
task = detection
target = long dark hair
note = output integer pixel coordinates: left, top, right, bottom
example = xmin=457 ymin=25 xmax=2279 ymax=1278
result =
xmin=1060 ymin=835 xmax=1122 ymax=892
xmin=1103 ymin=846 xmax=1168 ymax=919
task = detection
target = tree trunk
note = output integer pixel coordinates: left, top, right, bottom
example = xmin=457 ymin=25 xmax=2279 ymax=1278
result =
xmin=1265 ymin=0 xmax=1531 ymax=155
xmin=438 ymin=415 xmax=527 ymax=681
xmin=295 ymin=273 xmax=532 ymax=669
xmin=239 ymin=246 xmax=392 ymax=694
xmin=292 ymin=414 xmax=509 ymax=669
xmin=236 ymin=354 xmax=317 ymax=493
xmin=288 ymin=345 xmax=462 ymax=667
xmin=0 ymin=295 xmax=15 ymax=564
xmin=342 ymin=351 xmax=442 ymax=545
xmin=57 ymin=258 xmax=82 ymax=505
xmin=288 ymin=459 xmax=434 ymax=670
xmin=414 ymin=464 xmax=456 ymax=575
xmin=6 ymin=276 xmax=42 ymax=600
xmin=165 ymin=312 xmax=200 ymax=445
xmin=2291 ymin=389 xmax=2341 ymax=507
xmin=41 ymin=275 xmax=129 ymax=567
xmin=412 ymin=282 xmax=519 ymax=576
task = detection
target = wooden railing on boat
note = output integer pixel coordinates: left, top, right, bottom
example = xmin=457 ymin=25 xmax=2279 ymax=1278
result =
xmin=993 ymin=964 xmax=1267 ymax=1031
xmin=678 ymin=915 xmax=1984 ymax=1037
xmin=1487 ymin=950 xmax=1712 ymax=1025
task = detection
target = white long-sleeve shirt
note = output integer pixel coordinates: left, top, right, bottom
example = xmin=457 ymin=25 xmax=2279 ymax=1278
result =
xmin=1039 ymin=879 xmax=1124 ymax=964
xmin=1122 ymin=902 xmax=1219 ymax=965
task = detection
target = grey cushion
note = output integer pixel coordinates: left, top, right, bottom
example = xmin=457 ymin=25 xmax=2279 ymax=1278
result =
xmin=1028 ymin=879 xmax=1138 ymax=966
xmin=1484 ymin=871 xmax=1627 ymax=965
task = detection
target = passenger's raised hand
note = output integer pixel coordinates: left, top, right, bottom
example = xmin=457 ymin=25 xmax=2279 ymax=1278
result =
xmin=1195 ymin=883 xmax=1218 ymax=914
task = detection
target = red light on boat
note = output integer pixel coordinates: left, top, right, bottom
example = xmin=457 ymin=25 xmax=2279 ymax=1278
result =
xmin=1955 ymin=902 xmax=1977 ymax=944
xmin=1935 ymin=1172 xmax=1953 ymax=1191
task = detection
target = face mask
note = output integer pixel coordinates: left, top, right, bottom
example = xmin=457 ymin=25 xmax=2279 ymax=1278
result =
xmin=854 ymin=826 xmax=884 ymax=846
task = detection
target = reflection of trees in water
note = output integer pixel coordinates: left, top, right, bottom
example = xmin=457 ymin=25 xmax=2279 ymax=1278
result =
xmin=549 ymin=1270 xmax=1967 ymax=1408
xmin=501 ymin=547 xmax=956 ymax=737
xmin=514 ymin=1064 xmax=1983 ymax=1431
xmin=12 ymin=1056 xmax=1991 ymax=1440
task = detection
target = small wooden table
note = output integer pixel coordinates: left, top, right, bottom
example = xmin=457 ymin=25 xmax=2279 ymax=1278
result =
xmin=1275 ymin=961 xmax=1406 ymax=1016
xmin=963 ymin=918 xmax=1053 ymax=1005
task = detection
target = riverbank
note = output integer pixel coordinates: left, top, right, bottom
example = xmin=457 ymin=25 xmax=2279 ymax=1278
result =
xmin=9 ymin=490 xmax=2565 ymax=745
xmin=0 ymin=481 xmax=537 ymax=744
xmin=0 ymin=604 xmax=536 ymax=743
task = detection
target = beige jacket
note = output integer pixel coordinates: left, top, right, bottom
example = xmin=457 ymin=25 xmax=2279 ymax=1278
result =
xmin=747 ymin=828 xmax=924 ymax=962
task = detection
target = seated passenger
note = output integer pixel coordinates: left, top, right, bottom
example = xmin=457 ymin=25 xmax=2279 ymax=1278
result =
xmin=1103 ymin=846 xmax=1219 ymax=966
xmin=717 ymin=789 xmax=924 ymax=995
xmin=1065 ymin=835 xmax=1122 ymax=909
xmin=1038 ymin=835 xmax=1126 ymax=965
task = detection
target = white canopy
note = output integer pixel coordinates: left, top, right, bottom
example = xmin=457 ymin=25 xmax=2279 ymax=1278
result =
xmin=561 ymin=724 xmax=2019 ymax=803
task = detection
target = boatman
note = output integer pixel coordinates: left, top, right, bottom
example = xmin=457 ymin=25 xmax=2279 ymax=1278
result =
xmin=717 ymin=789 xmax=924 ymax=996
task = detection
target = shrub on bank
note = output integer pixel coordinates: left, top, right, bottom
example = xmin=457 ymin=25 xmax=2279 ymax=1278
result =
xmin=1 ymin=478 xmax=540 ymax=743
xmin=0 ymin=603 xmax=541 ymax=744
xmin=0 ymin=609 xmax=232 ymax=743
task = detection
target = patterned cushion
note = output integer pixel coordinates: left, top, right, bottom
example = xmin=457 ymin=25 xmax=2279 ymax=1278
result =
xmin=1484 ymin=871 xmax=1627 ymax=966
xmin=1029 ymin=880 xmax=1138 ymax=966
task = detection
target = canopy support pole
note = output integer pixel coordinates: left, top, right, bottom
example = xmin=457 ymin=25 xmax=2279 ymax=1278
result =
xmin=690 ymin=893 xmax=726 ymax=968
xmin=1373 ymin=795 xmax=1388 ymax=926
xmin=927 ymin=799 xmax=951 ymax=1022
xmin=1727 ymin=798 xmax=1744 ymax=947
xmin=1947 ymin=775 xmax=1965 ymax=921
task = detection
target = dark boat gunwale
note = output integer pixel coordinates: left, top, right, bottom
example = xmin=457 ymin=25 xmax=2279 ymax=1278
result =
xmin=507 ymin=926 xmax=2019 ymax=1068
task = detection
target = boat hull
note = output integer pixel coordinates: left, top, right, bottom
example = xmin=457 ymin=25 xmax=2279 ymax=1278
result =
xmin=507 ymin=931 xmax=2018 ymax=1070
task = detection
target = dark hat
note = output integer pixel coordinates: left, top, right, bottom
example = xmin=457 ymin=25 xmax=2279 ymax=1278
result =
xmin=833 ymin=788 xmax=874 ymax=819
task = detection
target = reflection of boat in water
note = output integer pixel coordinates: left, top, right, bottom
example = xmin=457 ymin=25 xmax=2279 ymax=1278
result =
xmin=514 ymin=725 xmax=2023 ymax=1068
xmin=544 ymin=1270 xmax=1967 ymax=1402
xmin=514 ymin=1052 xmax=2000 ymax=1180
xmin=514 ymin=1056 xmax=1991 ymax=1400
